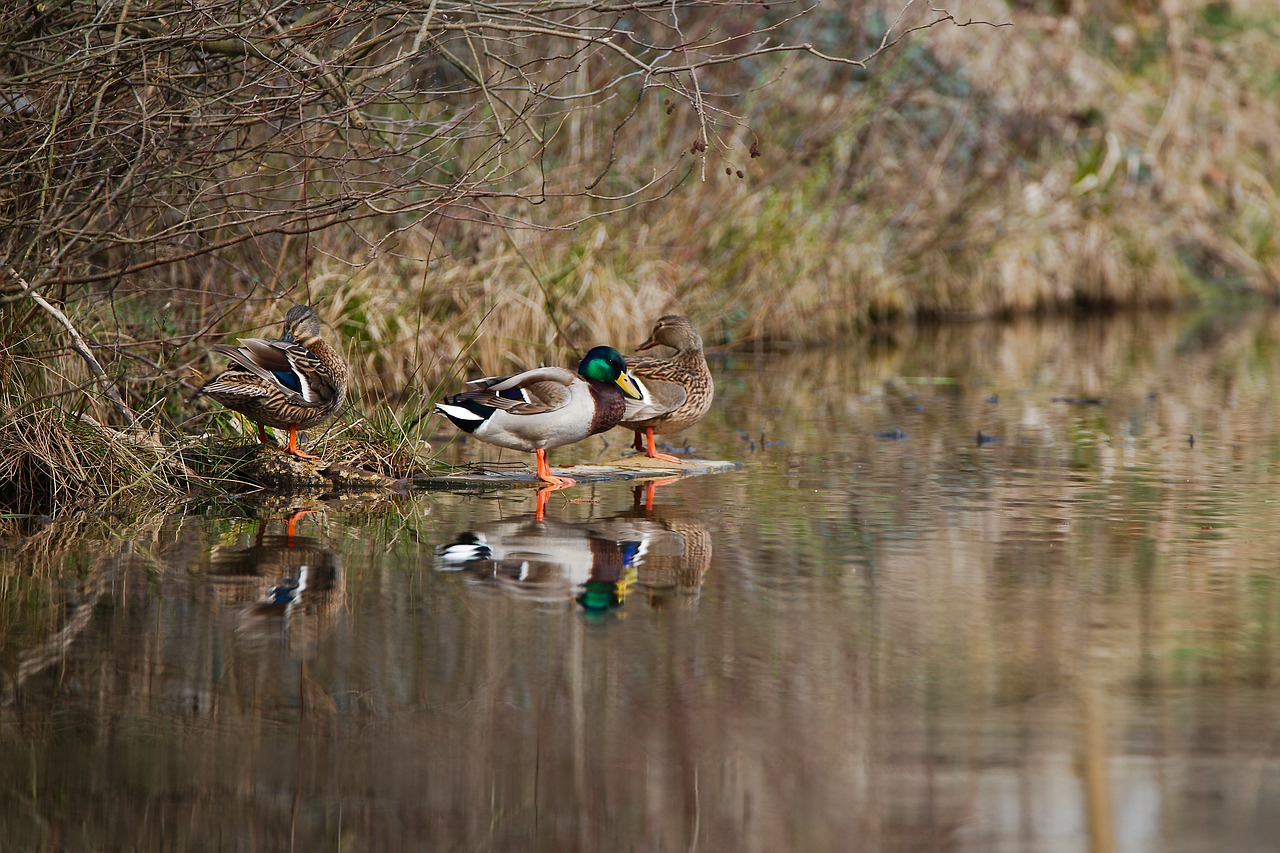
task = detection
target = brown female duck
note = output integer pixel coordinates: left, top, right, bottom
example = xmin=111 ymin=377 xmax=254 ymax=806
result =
xmin=198 ymin=305 xmax=348 ymax=459
xmin=618 ymin=315 xmax=714 ymax=463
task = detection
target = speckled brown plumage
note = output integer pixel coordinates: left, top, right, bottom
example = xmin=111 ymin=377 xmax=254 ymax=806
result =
xmin=198 ymin=304 xmax=348 ymax=459
xmin=618 ymin=315 xmax=714 ymax=461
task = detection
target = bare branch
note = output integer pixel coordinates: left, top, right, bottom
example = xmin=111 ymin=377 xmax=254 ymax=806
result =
xmin=7 ymin=268 xmax=141 ymax=431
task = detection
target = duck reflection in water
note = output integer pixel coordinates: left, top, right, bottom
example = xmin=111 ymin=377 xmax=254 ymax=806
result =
xmin=603 ymin=481 xmax=714 ymax=608
xmin=437 ymin=517 xmax=635 ymax=612
xmin=209 ymin=509 xmax=343 ymax=655
xmin=435 ymin=482 xmax=712 ymax=610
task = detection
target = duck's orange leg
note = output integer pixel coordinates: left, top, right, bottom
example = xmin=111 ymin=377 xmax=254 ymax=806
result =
xmin=643 ymin=427 xmax=683 ymax=464
xmin=532 ymin=449 xmax=574 ymax=520
xmin=257 ymin=423 xmax=275 ymax=446
xmin=285 ymin=424 xmax=322 ymax=460
xmin=533 ymin=448 xmax=576 ymax=488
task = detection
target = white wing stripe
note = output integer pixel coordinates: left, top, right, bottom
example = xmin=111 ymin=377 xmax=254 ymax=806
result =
xmin=633 ymin=375 xmax=655 ymax=406
xmin=286 ymin=353 xmax=315 ymax=402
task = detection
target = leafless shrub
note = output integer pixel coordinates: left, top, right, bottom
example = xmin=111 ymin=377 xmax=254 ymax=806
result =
xmin=1 ymin=0 xmax=969 ymax=297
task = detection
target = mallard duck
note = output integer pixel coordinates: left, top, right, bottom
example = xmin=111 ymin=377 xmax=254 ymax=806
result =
xmin=618 ymin=315 xmax=714 ymax=463
xmin=198 ymin=304 xmax=348 ymax=460
xmin=435 ymin=345 xmax=643 ymax=490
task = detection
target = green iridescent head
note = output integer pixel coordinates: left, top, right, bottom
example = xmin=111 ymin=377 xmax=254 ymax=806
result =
xmin=578 ymin=346 xmax=643 ymax=399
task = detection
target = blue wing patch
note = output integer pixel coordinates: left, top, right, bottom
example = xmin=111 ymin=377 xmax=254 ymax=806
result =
xmin=619 ymin=541 xmax=642 ymax=567
xmin=272 ymin=370 xmax=303 ymax=394
xmin=497 ymin=387 xmax=526 ymax=402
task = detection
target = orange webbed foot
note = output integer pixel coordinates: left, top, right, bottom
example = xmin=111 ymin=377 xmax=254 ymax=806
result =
xmin=533 ymin=448 xmax=575 ymax=490
xmin=285 ymin=425 xmax=322 ymax=460
xmin=644 ymin=428 xmax=683 ymax=464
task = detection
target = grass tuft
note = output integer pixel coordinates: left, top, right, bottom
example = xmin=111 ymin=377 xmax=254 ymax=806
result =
xmin=0 ymin=406 xmax=189 ymax=515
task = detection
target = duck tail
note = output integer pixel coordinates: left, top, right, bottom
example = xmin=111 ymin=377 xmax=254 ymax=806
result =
xmin=435 ymin=397 xmax=493 ymax=434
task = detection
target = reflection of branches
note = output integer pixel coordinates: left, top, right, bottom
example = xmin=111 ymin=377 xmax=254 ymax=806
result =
xmin=0 ymin=515 xmax=166 ymax=708
xmin=0 ymin=0 xmax=985 ymax=296
xmin=2 ymin=591 xmax=99 ymax=708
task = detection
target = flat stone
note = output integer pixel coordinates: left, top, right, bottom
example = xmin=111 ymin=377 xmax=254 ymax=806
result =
xmin=414 ymin=458 xmax=742 ymax=491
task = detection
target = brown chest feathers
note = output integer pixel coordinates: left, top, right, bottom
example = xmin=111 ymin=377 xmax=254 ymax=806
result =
xmin=588 ymin=382 xmax=629 ymax=435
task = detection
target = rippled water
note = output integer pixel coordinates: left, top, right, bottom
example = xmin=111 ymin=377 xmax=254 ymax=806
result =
xmin=6 ymin=311 xmax=1280 ymax=851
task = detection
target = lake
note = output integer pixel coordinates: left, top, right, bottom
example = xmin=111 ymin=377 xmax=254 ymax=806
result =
xmin=5 ymin=310 xmax=1280 ymax=851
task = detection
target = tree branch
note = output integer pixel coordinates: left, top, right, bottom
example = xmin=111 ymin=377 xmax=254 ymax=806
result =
xmin=8 ymin=268 xmax=142 ymax=431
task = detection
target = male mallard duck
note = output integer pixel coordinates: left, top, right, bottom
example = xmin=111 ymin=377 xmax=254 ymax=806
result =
xmin=435 ymin=346 xmax=643 ymax=490
xmin=198 ymin=304 xmax=348 ymax=460
xmin=618 ymin=315 xmax=714 ymax=463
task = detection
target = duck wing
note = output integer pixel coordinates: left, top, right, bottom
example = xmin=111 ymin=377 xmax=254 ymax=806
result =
xmin=623 ymin=372 xmax=688 ymax=420
xmin=211 ymin=337 xmax=334 ymax=406
xmin=454 ymin=366 xmax=580 ymax=416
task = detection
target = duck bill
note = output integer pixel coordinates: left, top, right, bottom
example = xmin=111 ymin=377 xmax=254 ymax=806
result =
xmin=636 ymin=335 xmax=659 ymax=351
xmin=615 ymin=370 xmax=644 ymax=400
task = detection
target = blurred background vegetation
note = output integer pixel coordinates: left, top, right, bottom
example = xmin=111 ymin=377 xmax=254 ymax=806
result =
xmin=2 ymin=0 xmax=1278 ymax=508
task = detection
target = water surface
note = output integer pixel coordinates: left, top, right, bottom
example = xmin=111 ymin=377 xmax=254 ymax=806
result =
xmin=5 ymin=312 xmax=1280 ymax=851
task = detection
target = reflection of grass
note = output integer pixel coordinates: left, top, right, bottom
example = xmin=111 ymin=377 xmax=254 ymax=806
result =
xmin=0 ymin=513 xmax=168 ymax=710
xmin=701 ymin=310 xmax=1280 ymax=694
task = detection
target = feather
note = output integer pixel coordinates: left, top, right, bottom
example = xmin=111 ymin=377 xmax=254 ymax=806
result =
xmin=436 ymin=346 xmax=642 ymax=487
xmin=617 ymin=316 xmax=714 ymax=461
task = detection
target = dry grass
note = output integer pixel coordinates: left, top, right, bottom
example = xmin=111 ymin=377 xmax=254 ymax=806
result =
xmin=0 ymin=405 xmax=191 ymax=515
xmin=276 ymin=0 xmax=1280 ymax=397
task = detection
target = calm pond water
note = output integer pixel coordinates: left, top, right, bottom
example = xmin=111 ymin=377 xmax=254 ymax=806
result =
xmin=6 ymin=311 xmax=1280 ymax=851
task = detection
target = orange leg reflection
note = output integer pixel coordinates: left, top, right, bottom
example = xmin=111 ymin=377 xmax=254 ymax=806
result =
xmin=533 ymin=483 xmax=572 ymax=521
xmin=632 ymin=476 xmax=682 ymax=511
xmin=284 ymin=508 xmax=315 ymax=546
